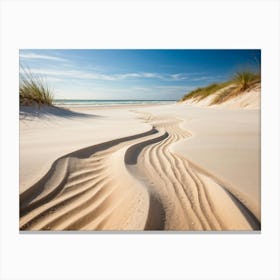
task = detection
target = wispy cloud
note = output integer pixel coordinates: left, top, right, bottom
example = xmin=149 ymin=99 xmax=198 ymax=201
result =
xmin=169 ymin=73 xmax=188 ymax=81
xmin=191 ymin=74 xmax=229 ymax=82
xmin=191 ymin=76 xmax=212 ymax=81
xmin=131 ymin=86 xmax=152 ymax=92
xmin=20 ymin=53 xmax=66 ymax=62
xmin=19 ymin=68 xmax=115 ymax=81
xmin=55 ymin=84 xmax=190 ymax=100
xmin=154 ymin=85 xmax=191 ymax=90
xmin=22 ymin=68 xmax=199 ymax=82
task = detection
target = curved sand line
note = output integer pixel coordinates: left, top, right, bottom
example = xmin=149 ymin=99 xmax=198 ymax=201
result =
xmin=20 ymin=112 xmax=260 ymax=231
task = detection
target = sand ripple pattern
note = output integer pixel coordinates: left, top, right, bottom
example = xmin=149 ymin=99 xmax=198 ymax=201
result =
xmin=20 ymin=112 xmax=260 ymax=231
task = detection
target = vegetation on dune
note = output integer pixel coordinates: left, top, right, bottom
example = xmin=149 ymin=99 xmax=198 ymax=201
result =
xmin=210 ymin=86 xmax=238 ymax=105
xmin=19 ymin=67 xmax=53 ymax=106
xmin=233 ymin=71 xmax=260 ymax=91
xmin=180 ymin=81 xmax=232 ymax=102
xmin=181 ymin=70 xmax=261 ymax=105
xmin=211 ymin=71 xmax=260 ymax=105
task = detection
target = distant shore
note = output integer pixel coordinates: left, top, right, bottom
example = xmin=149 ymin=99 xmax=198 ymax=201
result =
xmin=53 ymin=99 xmax=177 ymax=107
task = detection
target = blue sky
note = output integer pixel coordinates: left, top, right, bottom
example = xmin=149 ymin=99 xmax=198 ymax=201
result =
xmin=19 ymin=49 xmax=261 ymax=100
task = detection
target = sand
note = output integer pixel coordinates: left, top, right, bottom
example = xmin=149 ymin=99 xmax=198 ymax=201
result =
xmin=183 ymin=84 xmax=261 ymax=110
xmin=19 ymin=99 xmax=261 ymax=231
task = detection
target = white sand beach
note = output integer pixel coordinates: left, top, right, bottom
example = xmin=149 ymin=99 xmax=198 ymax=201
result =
xmin=19 ymin=91 xmax=260 ymax=231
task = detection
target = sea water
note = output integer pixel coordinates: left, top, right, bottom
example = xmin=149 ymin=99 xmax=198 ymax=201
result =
xmin=54 ymin=99 xmax=176 ymax=107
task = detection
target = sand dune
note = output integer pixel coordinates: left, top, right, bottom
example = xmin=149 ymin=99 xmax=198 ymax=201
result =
xmin=20 ymin=107 xmax=260 ymax=231
xmin=183 ymin=85 xmax=260 ymax=110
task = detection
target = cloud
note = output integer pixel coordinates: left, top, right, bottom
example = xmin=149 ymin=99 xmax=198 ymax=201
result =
xmin=20 ymin=68 xmax=116 ymax=81
xmin=20 ymin=53 xmax=66 ymax=62
xmin=21 ymin=67 xmax=213 ymax=83
xmin=141 ymin=72 xmax=162 ymax=79
xmin=170 ymin=73 xmax=188 ymax=80
xmin=19 ymin=68 xmax=150 ymax=81
xmin=131 ymin=86 xmax=152 ymax=92
xmin=55 ymin=84 xmax=189 ymax=100
xmin=191 ymin=76 xmax=213 ymax=81
xmin=116 ymin=73 xmax=142 ymax=79
xmin=190 ymin=74 xmax=229 ymax=82
xmin=155 ymin=85 xmax=194 ymax=90
xmin=138 ymin=72 xmax=189 ymax=81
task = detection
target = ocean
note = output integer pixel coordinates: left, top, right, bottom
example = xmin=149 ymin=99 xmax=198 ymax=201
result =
xmin=54 ymin=99 xmax=176 ymax=107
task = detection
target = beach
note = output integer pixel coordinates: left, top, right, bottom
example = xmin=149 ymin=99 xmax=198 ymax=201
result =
xmin=2 ymin=5 xmax=276 ymax=280
xmin=19 ymin=100 xmax=260 ymax=231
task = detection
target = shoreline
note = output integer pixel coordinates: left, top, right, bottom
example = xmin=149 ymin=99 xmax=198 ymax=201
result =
xmin=56 ymin=102 xmax=176 ymax=111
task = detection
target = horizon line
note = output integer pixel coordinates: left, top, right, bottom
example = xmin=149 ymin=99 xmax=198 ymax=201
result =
xmin=54 ymin=99 xmax=177 ymax=101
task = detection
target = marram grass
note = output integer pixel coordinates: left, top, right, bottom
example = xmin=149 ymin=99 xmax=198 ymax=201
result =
xmin=180 ymin=81 xmax=231 ymax=102
xmin=20 ymin=67 xmax=53 ymax=106
xmin=233 ymin=71 xmax=260 ymax=91
xmin=181 ymin=70 xmax=261 ymax=105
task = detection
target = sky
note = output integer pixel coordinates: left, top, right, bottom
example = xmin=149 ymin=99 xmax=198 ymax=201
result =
xmin=19 ymin=49 xmax=261 ymax=100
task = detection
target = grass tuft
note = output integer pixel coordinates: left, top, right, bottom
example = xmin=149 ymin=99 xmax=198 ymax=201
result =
xmin=210 ymin=86 xmax=237 ymax=105
xmin=180 ymin=81 xmax=231 ymax=102
xmin=181 ymin=70 xmax=261 ymax=105
xmin=19 ymin=67 xmax=53 ymax=106
xmin=233 ymin=71 xmax=260 ymax=91
xmin=211 ymin=71 xmax=260 ymax=104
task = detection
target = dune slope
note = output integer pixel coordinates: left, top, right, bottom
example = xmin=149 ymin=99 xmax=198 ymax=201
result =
xmin=182 ymin=83 xmax=260 ymax=110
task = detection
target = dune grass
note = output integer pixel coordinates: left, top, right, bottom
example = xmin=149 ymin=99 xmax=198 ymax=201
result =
xmin=181 ymin=81 xmax=232 ymax=102
xmin=181 ymin=70 xmax=261 ymax=105
xmin=233 ymin=71 xmax=260 ymax=91
xmin=210 ymin=86 xmax=238 ymax=105
xmin=211 ymin=71 xmax=260 ymax=104
xmin=20 ymin=67 xmax=53 ymax=106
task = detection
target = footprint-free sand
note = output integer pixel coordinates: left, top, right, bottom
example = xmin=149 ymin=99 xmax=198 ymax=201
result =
xmin=19 ymin=101 xmax=261 ymax=231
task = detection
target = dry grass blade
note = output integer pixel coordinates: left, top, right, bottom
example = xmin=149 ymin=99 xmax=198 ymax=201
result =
xmin=180 ymin=82 xmax=231 ymax=102
xmin=233 ymin=71 xmax=260 ymax=91
xmin=20 ymin=66 xmax=53 ymax=106
xmin=181 ymin=70 xmax=261 ymax=105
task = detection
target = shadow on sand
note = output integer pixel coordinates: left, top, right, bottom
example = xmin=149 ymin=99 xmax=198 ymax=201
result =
xmin=20 ymin=105 xmax=101 ymax=120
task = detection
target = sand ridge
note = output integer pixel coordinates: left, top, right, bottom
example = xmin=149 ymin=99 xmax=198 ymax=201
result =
xmin=20 ymin=110 xmax=260 ymax=231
